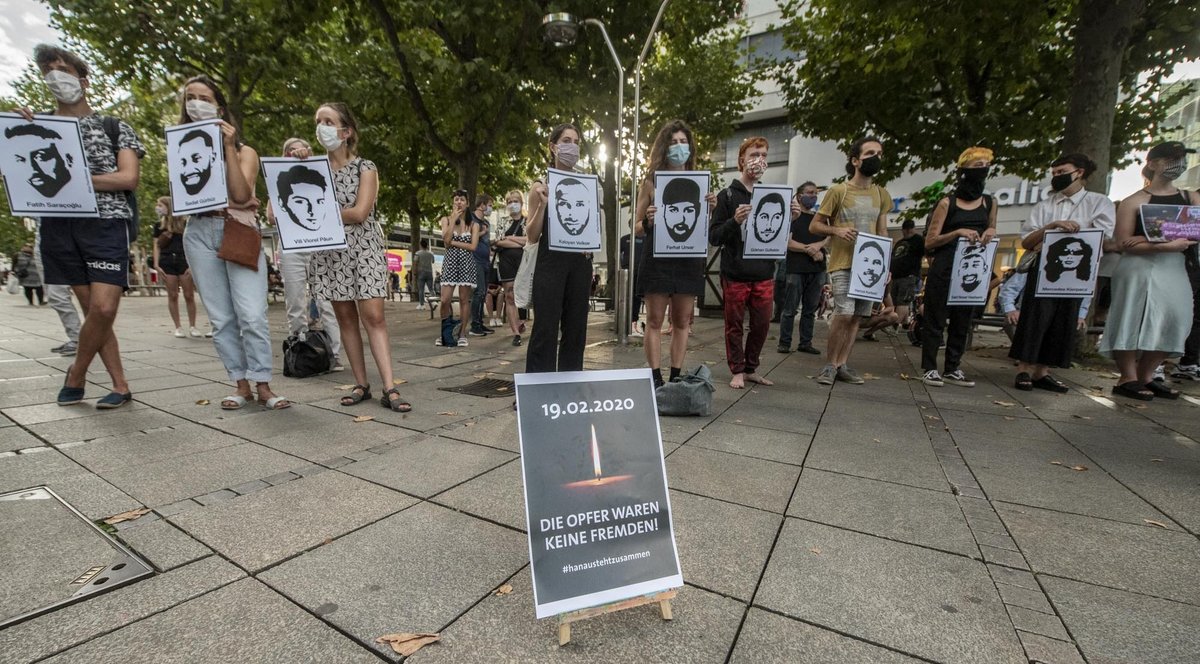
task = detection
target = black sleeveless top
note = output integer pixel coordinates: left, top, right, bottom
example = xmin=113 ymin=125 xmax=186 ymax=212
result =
xmin=930 ymin=195 xmax=991 ymax=276
xmin=1134 ymin=190 xmax=1190 ymax=238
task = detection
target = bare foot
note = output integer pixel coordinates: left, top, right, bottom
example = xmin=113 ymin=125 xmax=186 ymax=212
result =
xmin=745 ymin=373 xmax=774 ymax=386
xmin=729 ymin=373 xmax=745 ymax=389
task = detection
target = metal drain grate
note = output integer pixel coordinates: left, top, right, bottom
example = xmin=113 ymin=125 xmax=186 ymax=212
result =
xmin=0 ymin=486 xmax=154 ymax=629
xmin=437 ymin=377 xmax=516 ymax=398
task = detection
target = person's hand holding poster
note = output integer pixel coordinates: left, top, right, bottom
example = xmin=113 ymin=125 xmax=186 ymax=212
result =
xmin=742 ymin=184 xmax=793 ymax=259
xmin=0 ymin=113 xmax=97 ymax=217
xmin=948 ymin=238 xmax=999 ymax=306
xmin=1140 ymin=204 xmax=1200 ymax=242
xmin=652 ymin=171 xmax=709 ymax=257
xmin=547 ymin=167 xmax=601 ymax=253
xmin=261 ymin=156 xmax=347 ymax=252
xmin=848 ymin=232 xmax=892 ymax=302
xmin=165 ymin=119 xmax=228 ymax=215
xmin=1035 ymin=229 xmax=1103 ymax=297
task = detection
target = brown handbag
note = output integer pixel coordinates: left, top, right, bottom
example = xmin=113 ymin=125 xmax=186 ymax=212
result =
xmin=216 ymin=209 xmax=262 ymax=270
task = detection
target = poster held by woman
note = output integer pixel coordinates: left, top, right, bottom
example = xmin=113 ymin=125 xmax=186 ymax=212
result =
xmin=1035 ymin=230 xmax=1103 ymax=297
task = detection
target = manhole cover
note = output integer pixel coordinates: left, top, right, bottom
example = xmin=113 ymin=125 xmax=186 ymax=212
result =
xmin=437 ymin=378 xmax=516 ymax=398
xmin=0 ymin=487 xmax=154 ymax=629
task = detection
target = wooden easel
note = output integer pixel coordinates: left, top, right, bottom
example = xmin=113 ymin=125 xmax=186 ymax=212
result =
xmin=556 ymin=589 xmax=676 ymax=646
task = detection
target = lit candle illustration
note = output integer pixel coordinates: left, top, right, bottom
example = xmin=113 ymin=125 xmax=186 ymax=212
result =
xmin=565 ymin=423 xmax=633 ymax=488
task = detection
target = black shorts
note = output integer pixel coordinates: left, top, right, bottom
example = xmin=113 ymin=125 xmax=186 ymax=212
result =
xmin=159 ymin=252 xmax=189 ymax=276
xmin=40 ymin=217 xmax=130 ymax=287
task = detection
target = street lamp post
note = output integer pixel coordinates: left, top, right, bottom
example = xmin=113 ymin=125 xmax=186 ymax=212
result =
xmin=541 ymin=13 xmax=627 ymax=342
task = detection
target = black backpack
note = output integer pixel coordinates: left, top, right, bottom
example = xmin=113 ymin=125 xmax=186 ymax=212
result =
xmin=100 ymin=116 xmax=139 ymax=244
xmin=283 ymin=329 xmax=333 ymax=378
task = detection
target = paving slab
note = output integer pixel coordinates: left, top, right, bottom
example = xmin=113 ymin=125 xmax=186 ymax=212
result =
xmin=665 ymin=445 xmax=800 ymax=513
xmin=173 ymin=470 xmax=415 ymax=572
xmin=788 ymin=468 xmax=977 ymax=556
xmin=58 ymin=422 xmax=245 ymax=473
xmin=720 ymin=398 xmax=821 ymax=435
xmin=1 ymin=400 xmax=155 ymax=426
xmin=756 ymin=519 xmax=1025 ymax=664
xmin=254 ymin=418 xmax=421 ymax=462
xmin=1042 ymin=575 xmax=1200 ymax=664
xmin=804 ymin=424 xmax=948 ymax=492
xmin=0 ymin=447 xmax=143 ymax=519
xmin=685 ymin=420 xmax=811 ymax=465
xmin=437 ymin=409 xmax=520 ymax=453
xmin=729 ymin=608 xmax=925 ymax=663
xmin=998 ymin=503 xmax=1200 ymax=605
xmin=435 ymin=459 xmax=527 ymax=530
xmin=668 ymin=488 xmax=780 ymax=601
xmin=261 ymin=502 xmax=528 ymax=659
xmin=0 ymin=426 xmax=45 ymax=452
xmin=407 ymin=572 xmax=743 ymax=664
xmin=98 ymin=442 xmax=300 ymax=507
xmin=26 ymin=408 xmax=188 ymax=444
xmin=342 ymin=435 xmax=516 ymax=498
xmin=39 ymin=578 xmax=377 ymax=664
xmin=116 ymin=519 xmax=213 ymax=571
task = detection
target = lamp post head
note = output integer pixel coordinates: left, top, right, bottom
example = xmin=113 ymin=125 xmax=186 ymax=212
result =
xmin=542 ymin=13 xmax=579 ymax=47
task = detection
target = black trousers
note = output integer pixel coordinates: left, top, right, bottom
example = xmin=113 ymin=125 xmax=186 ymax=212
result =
xmin=921 ymin=272 xmax=975 ymax=373
xmin=1182 ymin=262 xmax=1200 ymax=365
xmin=526 ymin=253 xmax=591 ymax=373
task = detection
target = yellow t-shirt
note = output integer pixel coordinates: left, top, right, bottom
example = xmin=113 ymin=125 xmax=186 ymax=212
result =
xmin=818 ymin=182 xmax=891 ymax=272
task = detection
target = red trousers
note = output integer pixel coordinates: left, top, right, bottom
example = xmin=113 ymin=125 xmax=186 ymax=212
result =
xmin=722 ymin=277 xmax=773 ymax=375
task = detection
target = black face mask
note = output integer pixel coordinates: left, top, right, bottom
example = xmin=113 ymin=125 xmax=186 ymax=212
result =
xmin=858 ymin=154 xmax=882 ymax=177
xmin=956 ymin=166 xmax=989 ymax=201
xmin=1050 ymin=172 xmax=1076 ymax=192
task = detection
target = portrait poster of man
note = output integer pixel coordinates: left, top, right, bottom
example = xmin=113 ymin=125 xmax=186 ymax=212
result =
xmin=1139 ymin=204 xmax=1200 ymax=243
xmin=165 ymin=119 xmax=227 ymax=215
xmin=0 ymin=113 xmax=97 ymax=217
xmin=652 ymin=171 xmax=710 ymax=257
xmin=547 ymin=167 xmax=601 ymax=253
xmin=261 ymin=156 xmax=347 ymax=253
xmin=947 ymin=238 xmax=999 ymax=306
xmin=1035 ymin=229 xmax=1104 ymax=298
xmin=742 ymin=184 xmax=793 ymax=259
xmin=847 ymin=232 xmax=893 ymax=302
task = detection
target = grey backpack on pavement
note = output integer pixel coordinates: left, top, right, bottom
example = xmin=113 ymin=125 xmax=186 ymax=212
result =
xmin=655 ymin=365 xmax=716 ymax=417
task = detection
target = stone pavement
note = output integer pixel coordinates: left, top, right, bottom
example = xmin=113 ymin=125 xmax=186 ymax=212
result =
xmin=1 ymin=291 xmax=1198 ymax=663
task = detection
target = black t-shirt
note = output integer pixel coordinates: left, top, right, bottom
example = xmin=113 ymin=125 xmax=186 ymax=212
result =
xmin=890 ymin=233 xmax=924 ymax=278
xmin=153 ymin=222 xmax=184 ymax=254
xmin=785 ymin=211 xmax=823 ymax=274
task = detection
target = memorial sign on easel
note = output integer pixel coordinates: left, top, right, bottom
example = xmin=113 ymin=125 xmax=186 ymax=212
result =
xmin=514 ymin=368 xmax=683 ymax=643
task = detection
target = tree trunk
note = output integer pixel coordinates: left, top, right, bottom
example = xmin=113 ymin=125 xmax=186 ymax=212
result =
xmin=407 ymin=190 xmax=422 ymax=250
xmin=601 ymin=130 xmax=618 ymax=309
xmin=1061 ymin=0 xmax=1146 ymax=194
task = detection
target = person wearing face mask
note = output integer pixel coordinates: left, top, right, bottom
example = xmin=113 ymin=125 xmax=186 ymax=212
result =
xmin=16 ymin=44 xmax=145 ymax=409
xmin=494 ymin=189 xmax=529 ymax=345
xmin=525 ymin=123 xmax=591 ymax=373
xmin=709 ymin=136 xmax=777 ymax=389
xmin=1009 ymin=153 xmax=1115 ymax=392
xmin=634 ymin=120 xmax=716 ymax=388
xmin=1100 ymin=141 xmax=1199 ymax=400
xmin=917 ymin=147 xmax=998 ymax=388
xmin=178 ymin=75 xmax=292 ymax=411
xmin=810 ymin=136 xmax=892 ymax=386
xmin=151 ymin=195 xmax=205 ymax=338
xmin=777 ymin=181 xmax=827 ymax=355
xmin=468 ymin=195 xmax=495 ymax=337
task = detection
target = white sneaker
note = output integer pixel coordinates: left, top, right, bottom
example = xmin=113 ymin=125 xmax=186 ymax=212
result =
xmin=435 ymin=337 xmax=443 ymax=346
xmin=416 ymin=303 xmax=426 ymax=310
xmin=457 ymin=338 xmax=469 ymax=347
xmin=173 ymin=327 xmax=185 ymax=338
xmin=189 ymin=327 xmax=204 ymax=338
xmin=1171 ymin=364 xmax=1200 ymax=381
xmin=1153 ymin=364 xmax=1166 ymax=382
xmin=922 ymin=370 xmax=944 ymax=387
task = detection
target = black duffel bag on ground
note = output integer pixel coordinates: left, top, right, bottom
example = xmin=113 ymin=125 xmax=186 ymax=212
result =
xmin=283 ymin=328 xmax=333 ymax=378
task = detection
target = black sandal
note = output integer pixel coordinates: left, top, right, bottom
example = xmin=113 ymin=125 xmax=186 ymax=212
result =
xmin=1032 ymin=375 xmax=1069 ymax=393
xmin=382 ymin=387 xmax=412 ymax=412
xmin=340 ymin=384 xmax=371 ymax=406
xmin=1015 ymin=372 xmax=1033 ymax=391
xmin=1144 ymin=381 xmax=1180 ymax=400
xmin=1112 ymin=381 xmax=1153 ymax=401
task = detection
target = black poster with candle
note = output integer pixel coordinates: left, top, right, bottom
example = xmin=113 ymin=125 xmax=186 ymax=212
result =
xmin=514 ymin=368 xmax=683 ymax=619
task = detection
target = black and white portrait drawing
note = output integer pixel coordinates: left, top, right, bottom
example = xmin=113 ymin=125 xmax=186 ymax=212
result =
xmin=1035 ymin=229 xmax=1104 ymax=298
xmin=165 ymin=119 xmax=227 ymax=215
xmin=848 ymin=232 xmax=893 ymax=302
xmin=547 ymin=167 xmax=601 ymax=252
xmin=261 ymin=156 xmax=347 ymax=253
xmin=653 ymin=171 xmax=709 ymax=257
xmin=948 ymin=238 xmax=998 ymax=306
xmin=0 ymin=113 xmax=97 ymax=217
xmin=742 ymin=184 xmax=793 ymax=259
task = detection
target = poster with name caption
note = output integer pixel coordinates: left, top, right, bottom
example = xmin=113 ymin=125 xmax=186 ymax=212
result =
xmin=547 ymin=167 xmax=601 ymax=253
xmin=848 ymin=232 xmax=892 ymax=302
xmin=653 ymin=171 xmax=710 ymax=257
xmin=1035 ymin=229 xmax=1103 ymax=298
xmin=1139 ymin=204 xmax=1200 ymax=243
xmin=742 ymin=184 xmax=793 ymax=259
xmin=165 ymin=119 xmax=228 ymax=216
xmin=515 ymin=368 xmax=683 ymax=619
xmin=0 ymin=113 xmax=97 ymax=218
xmin=947 ymin=238 xmax=999 ymax=306
xmin=261 ymin=156 xmax=347 ymax=252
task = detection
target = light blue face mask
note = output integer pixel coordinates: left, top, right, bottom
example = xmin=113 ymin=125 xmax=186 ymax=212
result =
xmin=667 ymin=143 xmax=690 ymax=166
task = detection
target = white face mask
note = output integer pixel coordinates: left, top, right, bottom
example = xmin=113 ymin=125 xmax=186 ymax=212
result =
xmin=155 ymin=206 xmax=168 ymax=216
xmin=316 ymin=124 xmax=343 ymax=151
xmin=507 ymin=202 xmax=522 ymax=216
xmin=186 ymin=99 xmax=220 ymax=121
xmin=44 ymin=70 xmax=83 ymax=104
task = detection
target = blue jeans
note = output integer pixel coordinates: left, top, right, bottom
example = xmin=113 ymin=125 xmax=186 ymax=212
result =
xmin=778 ymin=271 xmax=825 ymax=349
xmin=184 ymin=216 xmax=273 ymax=383
xmin=471 ymin=258 xmax=488 ymax=328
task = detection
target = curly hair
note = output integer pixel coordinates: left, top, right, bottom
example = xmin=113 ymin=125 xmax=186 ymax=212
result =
xmin=1044 ymin=236 xmax=1093 ymax=282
